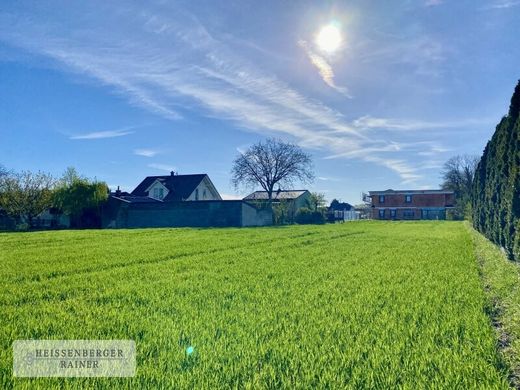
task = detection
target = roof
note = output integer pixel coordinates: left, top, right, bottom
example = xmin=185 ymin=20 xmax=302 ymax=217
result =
xmin=243 ymin=190 xmax=309 ymax=201
xmin=368 ymin=189 xmax=455 ymax=195
xmin=131 ymin=174 xmax=209 ymax=201
xmin=111 ymin=195 xmax=162 ymax=203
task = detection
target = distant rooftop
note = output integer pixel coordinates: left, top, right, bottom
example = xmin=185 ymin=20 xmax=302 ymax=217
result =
xmin=111 ymin=194 xmax=163 ymax=203
xmin=243 ymin=190 xmax=309 ymax=201
xmin=368 ymin=189 xmax=454 ymax=195
xmin=131 ymin=173 xmax=217 ymax=201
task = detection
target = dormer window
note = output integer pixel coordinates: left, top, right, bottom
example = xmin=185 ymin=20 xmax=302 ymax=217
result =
xmin=153 ymin=187 xmax=164 ymax=200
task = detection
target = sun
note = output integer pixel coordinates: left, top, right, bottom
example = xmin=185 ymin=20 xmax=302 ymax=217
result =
xmin=315 ymin=24 xmax=342 ymax=53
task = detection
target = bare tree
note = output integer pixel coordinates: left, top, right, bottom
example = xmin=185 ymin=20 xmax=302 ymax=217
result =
xmin=0 ymin=170 xmax=56 ymax=227
xmin=231 ymin=138 xmax=314 ymax=200
xmin=440 ymin=155 xmax=479 ymax=219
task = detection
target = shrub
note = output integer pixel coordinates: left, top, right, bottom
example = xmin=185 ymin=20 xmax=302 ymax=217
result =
xmin=295 ymin=207 xmax=325 ymax=224
xmin=472 ymin=81 xmax=520 ymax=261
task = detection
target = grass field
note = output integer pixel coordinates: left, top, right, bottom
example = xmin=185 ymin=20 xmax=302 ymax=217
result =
xmin=0 ymin=222 xmax=512 ymax=388
xmin=470 ymin=224 xmax=520 ymax=387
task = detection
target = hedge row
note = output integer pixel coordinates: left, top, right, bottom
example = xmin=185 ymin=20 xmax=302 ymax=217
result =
xmin=472 ymin=81 xmax=520 ymax=261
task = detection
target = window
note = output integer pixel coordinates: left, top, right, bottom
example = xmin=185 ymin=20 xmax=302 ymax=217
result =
xmin=152 ymin=187 xmax=164 ymax=200
xmin=379 ymin=209 xmax=385 ymax=219
xmin=403 ymin=209 xmax=415 ymax=219
xmin=203 ymin=189 xmax=207 ymax=199
xmin=390 ymin=209 xmax=396 ymax=218
xmin=379 ymin=195 xmax=385 ymax=203
xmin=195 ymin=188 xmax=199 ymax=200
xmin=405 ymin=194 xmax=412 ymax=203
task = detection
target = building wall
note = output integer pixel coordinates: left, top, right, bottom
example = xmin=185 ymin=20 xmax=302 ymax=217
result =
xmin=242 ymin=202 xmax=273 ymax=226
xmin=294 ymin=192 xmax=312 ymax=211
xmin=372 ymin=207 xmax=447 ymax=220
xmin=186 ymin=177 xmax=221 ymax=201
xmin=371 ymin=193 xmax=454 ymax=208
xmin=147 ymin=181 xmax=169 ymax=200
xmin=103 ymin=200 xmax=272 ymax=228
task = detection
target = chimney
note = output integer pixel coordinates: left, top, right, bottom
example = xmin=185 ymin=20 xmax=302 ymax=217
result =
xmin=170 ymin=171 xmax=175 ymax=176
xmin=115 ymin=186 xmax=121 ymax=197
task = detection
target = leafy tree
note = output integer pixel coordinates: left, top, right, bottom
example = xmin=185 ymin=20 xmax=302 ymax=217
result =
xmin=440 ymin=155 xmax=479 ymax=220
xmin=0 ymin=170 xmax=55 ymax=227
xmin=473 ymin=80 xmax=520 ymax=260
xmin=308 ymin=192 xmax=327 ymax=211
xmin=231 ymin=138 xmax=314 ymax=200
xmin=53 ymin=167 xmax=108 ymax=228
xmin=329 ymin=199 xmax=353 ymax=211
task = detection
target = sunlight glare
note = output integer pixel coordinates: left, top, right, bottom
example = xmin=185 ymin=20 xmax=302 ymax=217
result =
xmin=316 ymin=24 xmax=342 ymax=53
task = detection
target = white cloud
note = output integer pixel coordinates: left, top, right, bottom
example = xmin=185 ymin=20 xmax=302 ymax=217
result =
xmin=352 ymin=115 xmax=493 ymax=131
xmin=483 ymin=0 xmax=520 ymax=8
xmin=298 ymin=40 xmax=351 ymax=98
xmin=317 ymin=176 xmax=341 ymax=182
xmin=147 ymin=163 xmax=176 ymax=172
xmin=134 ymin=149 xmax=160 ymax=157
xmin=0 ymin=4 xmax=457 ymax=185
xmin=70 ymin=128 xmax=134 ymax=140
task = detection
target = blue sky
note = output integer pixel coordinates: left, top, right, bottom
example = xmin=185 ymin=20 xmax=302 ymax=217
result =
xmin=0 ymin=0 xmax=519 ymax=204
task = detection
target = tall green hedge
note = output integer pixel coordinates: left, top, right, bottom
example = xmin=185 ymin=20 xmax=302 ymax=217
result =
xmin=472 ymin=81 xmax=520 ymax=261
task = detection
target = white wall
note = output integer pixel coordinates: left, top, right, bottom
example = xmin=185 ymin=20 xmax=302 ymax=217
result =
xmin=186 ymin=177 xmax=221 ymax=201
xmin=147 ymin=181 xmax=169 ymax=200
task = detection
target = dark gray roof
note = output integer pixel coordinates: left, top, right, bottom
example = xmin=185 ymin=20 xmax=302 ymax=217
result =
xmin=131 ymin=174 xmax=210 ymax=201
xmin=243 ymin=190 xmax=309 ymax=201
xmin=369 ymin=189 xmax=454 ymax=195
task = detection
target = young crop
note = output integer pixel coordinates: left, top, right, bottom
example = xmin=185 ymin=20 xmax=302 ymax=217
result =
xmin=0 ymin=222 xmax=510 ymax=388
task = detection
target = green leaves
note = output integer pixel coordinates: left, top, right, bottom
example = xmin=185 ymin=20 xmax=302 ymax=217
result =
xmin=473 ymin=81 xmax=520 ymax=260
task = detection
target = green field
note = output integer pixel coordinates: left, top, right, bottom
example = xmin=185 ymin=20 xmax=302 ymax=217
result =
xmin=0 ymin=222 xmax=512 ymax=388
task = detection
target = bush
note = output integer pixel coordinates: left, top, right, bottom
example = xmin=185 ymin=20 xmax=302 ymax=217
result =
xmin=472 ymin=81 xmax=520 ymax=260
xmin=295 ymin=207 xmax=325 ymax=225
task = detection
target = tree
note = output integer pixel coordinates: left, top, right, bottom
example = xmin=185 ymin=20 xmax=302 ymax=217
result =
xmin=0 ymin=170 xmax=55 ymax=227
xmin=329 ymin=199 xmax=353 ymax=211
xmin=308 ymin=192 xmax=327 ymax=211
xmin=53 ymin=167 xmax=108 ymax=228
xmin=473 ymin=80 xmax=520 ymax=261
xmin=440 ymin=155 xmax=479 ymax=220
xmin=231 ymin=138 xmax=314 ymax=200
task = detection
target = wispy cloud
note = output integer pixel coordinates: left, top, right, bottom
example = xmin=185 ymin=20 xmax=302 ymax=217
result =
xmin=352 ymin=115 xmax=493 ymax=131
xmin=482 ymin=0 xmax=520 ymax=9
xmin=70 ymin=128 xmax=134 ymax=140
xmin=147 ymin=163 xmax=176 ymax=172
xmin=425 ymin=0 xmax=443 ymax=6
xmin=298 ymin=40 xmax=351 ymax=98
xmin=317 ymin=176 xmax=341 ymax=182
xmin=0 ymin=3 xmax=458 ymax=184
xmin=134 ymin=148 xmax=160 ymax=157
xmin=357 ymin=35 xmax=447 ymax=77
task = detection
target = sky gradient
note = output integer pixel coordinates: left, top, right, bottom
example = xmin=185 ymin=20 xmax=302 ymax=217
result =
xmin=1 ymin=0 xmax=519 ymax=204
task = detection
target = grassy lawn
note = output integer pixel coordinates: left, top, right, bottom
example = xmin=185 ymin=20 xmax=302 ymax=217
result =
xmin=0 ymin=222 xmax=511 ymax=388
xmin=470 ymin=224 xmax=520 ymax=387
